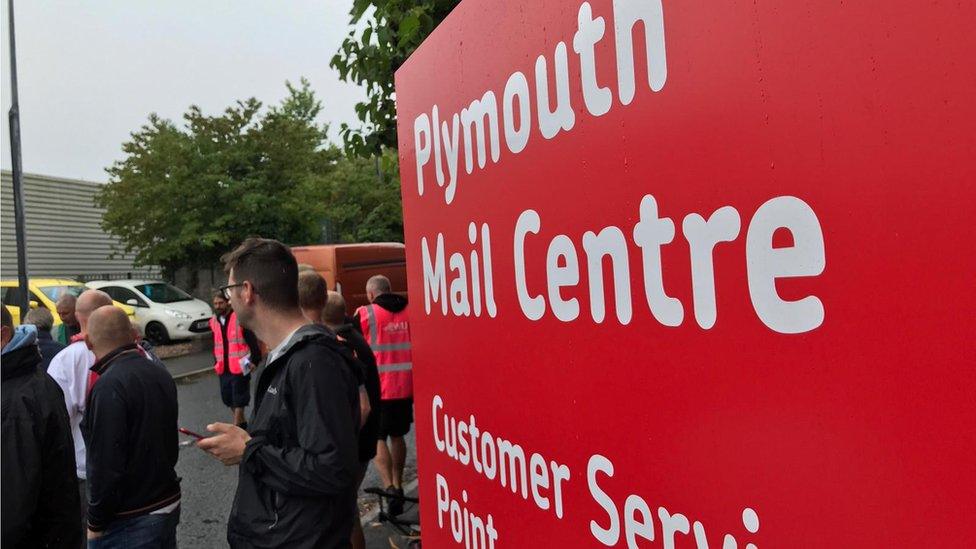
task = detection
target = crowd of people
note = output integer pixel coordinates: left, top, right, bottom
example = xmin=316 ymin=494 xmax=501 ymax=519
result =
xmin=1 ymin=236 xmax=415 ymax=548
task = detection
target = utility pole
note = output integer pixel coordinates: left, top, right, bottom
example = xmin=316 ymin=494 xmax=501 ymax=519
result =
xmin=7 ymin=0 xmax=31 ymax=315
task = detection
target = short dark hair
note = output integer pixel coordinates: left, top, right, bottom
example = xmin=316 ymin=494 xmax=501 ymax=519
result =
xmin=1 ymin=304 xmax=12 ymax=330
xmin=221 ymin=237 xmax=299 ymax=311
xmin=297 ymin=271 xmax=327 ymax=311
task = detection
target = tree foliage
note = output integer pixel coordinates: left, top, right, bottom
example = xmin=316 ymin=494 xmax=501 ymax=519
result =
xmin=320 ymin=150 xmax=403 ymax=243
xmin=330 ymin=0 xmax=460 ymax=157
xmin=97 ymin=80 xmax=403 ymax=276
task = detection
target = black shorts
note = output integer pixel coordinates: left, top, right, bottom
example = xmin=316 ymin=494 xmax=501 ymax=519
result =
xmin=219 ymin=372 xmax=251 ymax=408
xmin=377 ymin=398 xmax=413 ymax=439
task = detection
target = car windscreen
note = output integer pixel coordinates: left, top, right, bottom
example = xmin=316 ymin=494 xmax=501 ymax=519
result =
xmin=135 ymin=283 xmax=194 ymax=304
xmin=38 ymin=285 xmax=86 ymax=301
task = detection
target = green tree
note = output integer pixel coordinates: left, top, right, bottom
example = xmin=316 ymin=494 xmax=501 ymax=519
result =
xmin=320 ymin=150 xmax=403 ymax=243
xmin=97 ymin=80 xmax=343 ymax=276
xmin=330 ymin=0 xmax=460 ymax=157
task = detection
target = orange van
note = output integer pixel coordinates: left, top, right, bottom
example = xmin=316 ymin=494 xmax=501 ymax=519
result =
xmin=291 ymin=243 xmax=407 ymax=314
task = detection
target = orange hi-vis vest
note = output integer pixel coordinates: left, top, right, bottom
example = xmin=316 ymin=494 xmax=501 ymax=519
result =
xmin=209 ymin=312 xmax=249 ymax=375
xmin=357 ymin=303 xmax=413 ymax=400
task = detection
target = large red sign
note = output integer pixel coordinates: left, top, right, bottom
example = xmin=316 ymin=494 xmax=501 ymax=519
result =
xmin=394 ymin=0 xmax=975 ymax=546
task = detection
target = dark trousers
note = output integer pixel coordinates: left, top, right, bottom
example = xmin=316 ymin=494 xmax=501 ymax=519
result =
xmin=79 ymin=479 xmax=88 ymax=548
xmin=87 ymin=507 xmax=179 ymax=549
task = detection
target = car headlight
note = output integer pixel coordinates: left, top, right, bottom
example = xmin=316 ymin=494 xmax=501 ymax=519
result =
xmin=164 ymin=309 xmax=192 ymax=320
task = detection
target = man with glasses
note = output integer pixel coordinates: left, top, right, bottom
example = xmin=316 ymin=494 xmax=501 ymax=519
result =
xmin=198 ymin=237 xmax=361 ymax=548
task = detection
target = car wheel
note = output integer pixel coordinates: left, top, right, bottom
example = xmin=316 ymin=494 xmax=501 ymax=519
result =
xmin=145 ymin=322 xmax=170 ymax=345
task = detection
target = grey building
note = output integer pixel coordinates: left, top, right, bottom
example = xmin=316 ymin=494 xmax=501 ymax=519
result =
xmin=1 ymin=170 xmax=158 ymax=280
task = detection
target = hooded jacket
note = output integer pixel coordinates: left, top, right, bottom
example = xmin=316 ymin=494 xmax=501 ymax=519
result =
xmin=1 ymin=326 xmax=82 ymax=548
xmin=227 ymin=324 xmax=361 ymax=548
xmin=373 ymin=293 xmax=408 ymax=313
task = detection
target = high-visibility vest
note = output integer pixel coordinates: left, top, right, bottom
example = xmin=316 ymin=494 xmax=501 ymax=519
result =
xmin=356 ymin=303 xmax=413 ymax=400
xmin=210 ymin=312 xmax=249 ymax=375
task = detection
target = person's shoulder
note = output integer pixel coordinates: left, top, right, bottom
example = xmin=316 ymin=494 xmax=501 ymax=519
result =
xmin=65 ymin=340 xmax=90 ymax=354
xmin=1 ymin=371 xmax=67 ymax=433
xmin=0 ymin=372 xmax=38 ymax=417
xmin=40 ymin=338 xmax=66 ymax=354
xmin=87 ymin=373 xmax=126 ymax=406
xmin=116 ymin=351 xmax=166 ymax=376
xmin=344 ymin=330 xmax=373 ymax=356
xmin=35 ymin=368 xmax=67 ymax=402
xmin=48 ymin=341 xmax=90 ymax=369
xmin=337 ymin=324 xmax=364 ymax=341
xmin=94 ymin=355 xmax=153 ymax=395
xmin=290 ymin=335 xmax=345 ymax=361
xmin=286 ymin=336 xmax=355 ymax=377
xmin=0 ymin=360 xmax=30 ymax=392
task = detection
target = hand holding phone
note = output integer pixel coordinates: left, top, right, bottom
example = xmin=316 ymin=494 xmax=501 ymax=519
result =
xmin=179 ymin=427 xmax=206 ymax=440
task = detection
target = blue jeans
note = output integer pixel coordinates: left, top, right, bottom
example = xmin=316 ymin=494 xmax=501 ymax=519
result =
xmin=88 ymin=508 xmax=179 ymax=549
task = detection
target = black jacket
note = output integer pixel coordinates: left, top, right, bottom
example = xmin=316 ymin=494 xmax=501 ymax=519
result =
xmin=373 ymin=293 xmax=408 ymax=313
xmin=228 ymin=325 xmax=361 ymax=549
xmin=334 ymin=323 xmax=381 ymax=462
xmin=36 ymin=330 xmax=66 ymax=370
xmin=1 ymin=344 xmax=82 ymax=548
xmin=81 ymin=344 xmax=181 ymax=532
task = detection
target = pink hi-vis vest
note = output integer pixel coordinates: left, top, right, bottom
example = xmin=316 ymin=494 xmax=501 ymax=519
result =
xmin=357 ymin=303 xmax=413 ymax=400
xmin=209 ymin=312 xmax=249 ymax=375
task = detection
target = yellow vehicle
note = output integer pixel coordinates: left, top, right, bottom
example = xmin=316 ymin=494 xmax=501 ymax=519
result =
xmin=1 ymin=278 xmax=135 ymax=326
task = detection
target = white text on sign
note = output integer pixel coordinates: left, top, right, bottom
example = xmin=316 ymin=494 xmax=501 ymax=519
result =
xmin=421 ymin=194 xmax=826 ymax=334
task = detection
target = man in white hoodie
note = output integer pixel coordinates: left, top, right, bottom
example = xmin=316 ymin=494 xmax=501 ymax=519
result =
xmin=47 ymin=289 xmax=113 ymax=525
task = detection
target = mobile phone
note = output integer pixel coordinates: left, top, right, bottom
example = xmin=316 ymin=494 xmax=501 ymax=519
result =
xmin=178 ymin=427 xmax=206 ymax=440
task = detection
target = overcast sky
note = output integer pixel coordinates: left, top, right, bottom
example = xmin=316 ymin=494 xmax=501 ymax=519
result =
xmin=0 ymin=0 xmax=366 ymax=182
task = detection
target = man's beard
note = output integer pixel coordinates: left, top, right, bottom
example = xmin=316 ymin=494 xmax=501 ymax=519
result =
xmin=235 ymin=307 xmax=254 ymax=330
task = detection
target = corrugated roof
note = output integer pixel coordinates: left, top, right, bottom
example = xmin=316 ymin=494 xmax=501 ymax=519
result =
xmin=1 ymin=170 xmax=159 ymax=280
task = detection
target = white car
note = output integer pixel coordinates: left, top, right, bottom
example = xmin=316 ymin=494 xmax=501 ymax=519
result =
xmin=87 ymin=279 xmax=212 ymax=344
